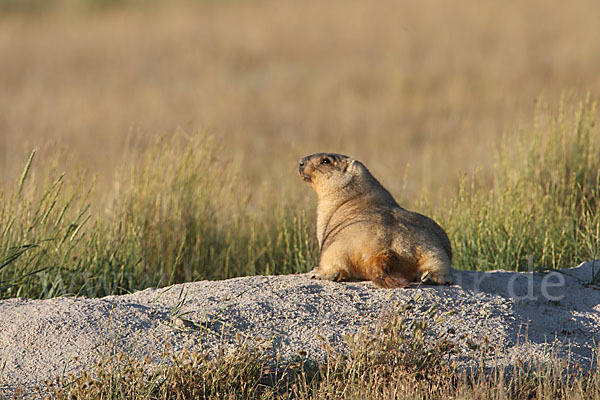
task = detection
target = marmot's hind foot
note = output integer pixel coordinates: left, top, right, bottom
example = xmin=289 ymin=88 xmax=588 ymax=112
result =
xmin=373 ymin=273 xmax=410 ymax=289
xmin=370 ymin=250 xmax=411 ymax=289
xmin=420 ymin=270 xmax=453 ymax=285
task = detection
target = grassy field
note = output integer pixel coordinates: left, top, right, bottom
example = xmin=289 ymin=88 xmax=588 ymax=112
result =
xmin=1 ymin=0 xmax=599 ymax=299
xmin=2 ymin=0 xmax=600 ymax=196
xmin=1 ymin=1 xmax=600 ymax=397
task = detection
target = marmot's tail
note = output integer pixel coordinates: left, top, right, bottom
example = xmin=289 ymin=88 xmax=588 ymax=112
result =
xmin=368 ymin=249 xmax=411 ymax=289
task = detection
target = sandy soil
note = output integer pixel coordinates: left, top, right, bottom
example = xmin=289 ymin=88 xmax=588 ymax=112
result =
xmin=1 ymin=261 xmax=599 ymax=397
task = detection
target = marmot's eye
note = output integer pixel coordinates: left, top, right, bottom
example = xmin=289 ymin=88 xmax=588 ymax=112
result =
xmin=321 ymin=158 xmax=331 ymax=165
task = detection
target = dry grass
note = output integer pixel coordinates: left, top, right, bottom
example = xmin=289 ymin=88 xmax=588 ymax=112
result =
xmin=1 ymin=0 xmax=600 ymax=204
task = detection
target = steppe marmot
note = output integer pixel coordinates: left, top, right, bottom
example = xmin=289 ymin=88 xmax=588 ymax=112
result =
xmin=298 ymin=153 xmax=452 ymax=288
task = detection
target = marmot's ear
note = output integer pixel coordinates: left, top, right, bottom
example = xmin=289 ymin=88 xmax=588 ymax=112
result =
xmin=342 ymin=159 xmax=356 ymax=173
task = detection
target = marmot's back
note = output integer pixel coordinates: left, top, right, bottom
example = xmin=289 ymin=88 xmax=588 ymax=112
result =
xmin=299 ymin=153 xmax=452 ymax=288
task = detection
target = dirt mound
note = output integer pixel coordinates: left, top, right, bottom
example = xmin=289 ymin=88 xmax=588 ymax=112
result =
xmin=1 ymin=261 xmax=599 ymax=397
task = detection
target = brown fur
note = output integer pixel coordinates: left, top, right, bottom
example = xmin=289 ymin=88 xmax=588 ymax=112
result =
xmin=299 ymin=153 xmax=452 ymax=288
xmin=366 ymin=250 xmax=411 ymax=289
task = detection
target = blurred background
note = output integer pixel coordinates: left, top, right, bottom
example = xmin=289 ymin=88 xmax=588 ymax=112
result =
xmin=2 ymin=0 xmax=599 ymax=202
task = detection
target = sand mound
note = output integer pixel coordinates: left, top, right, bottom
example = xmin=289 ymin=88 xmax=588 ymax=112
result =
xmin=1 ymin=261 xmax=599 ymax=396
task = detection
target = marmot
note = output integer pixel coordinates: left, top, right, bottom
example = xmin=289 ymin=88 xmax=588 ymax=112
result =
xmin=299 ymin=153 xmax=452 ymax=288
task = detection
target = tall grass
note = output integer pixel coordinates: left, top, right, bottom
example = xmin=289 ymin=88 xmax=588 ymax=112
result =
xmin=0 ymin=135 xmax=316 ymax=300
xmin=0 ymin=96 xmax=598 ymax=299
xmin=443 ymin=94 xmax=600 ymax=271
xmin=0 ymin=150 xmax=95 ymax=298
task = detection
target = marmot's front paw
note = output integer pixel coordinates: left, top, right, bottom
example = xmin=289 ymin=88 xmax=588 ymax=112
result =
xmin=306 ymin=267 xmax=341 ymax=281
xmin=306 ymin=267 xmax=327 ymax=280
xmin=306 ymin=269 xmax=319 ymax=279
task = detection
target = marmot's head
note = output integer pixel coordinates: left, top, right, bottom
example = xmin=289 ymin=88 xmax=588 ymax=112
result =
xmin=298 ymin=153 xmax=365 ymax=198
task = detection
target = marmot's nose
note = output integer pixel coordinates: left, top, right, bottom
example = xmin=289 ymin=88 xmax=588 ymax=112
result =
xmin=298 ymin=157 xmax=309 ymax=176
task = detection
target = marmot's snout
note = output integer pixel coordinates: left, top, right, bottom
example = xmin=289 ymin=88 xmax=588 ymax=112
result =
xmin=298 ymin=157 xmax=311 ymax=181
